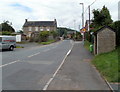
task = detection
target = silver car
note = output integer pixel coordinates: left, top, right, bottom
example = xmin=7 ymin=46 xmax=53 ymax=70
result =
xmin=0 ymin=36 xmax=16 ymax=51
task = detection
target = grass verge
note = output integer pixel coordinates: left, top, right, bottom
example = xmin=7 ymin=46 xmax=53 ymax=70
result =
xmin=92 ymin=47 xmax=119 ymax=83
xmin=84 ymin=40 xmax=91 ymax=51
xmin=38 ymin=40 xmax=55 ymax=45
xmin=16 ymin=42 xmax=28 ymax=44
xmin=16 ymin=46 xmax=24 ymax=48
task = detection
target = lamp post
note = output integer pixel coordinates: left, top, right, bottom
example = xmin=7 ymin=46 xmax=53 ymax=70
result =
xmin=80 ymin=3 xmax=84 ymax=28
xmin=80 ymin=3 xmax=85 ymax=44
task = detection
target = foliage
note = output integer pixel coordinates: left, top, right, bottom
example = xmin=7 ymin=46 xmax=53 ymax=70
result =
xmin=17 ymin=30 xmax=23 ymax=34
xmin=92 ymin=48 xmax=119 ymax=82
xmin=1 ymin=21 xmax=15 ymax=32
xmin=0 ymin=31 xmax=12 ymax=35
xmin=50 ymin=31 xmax=58 ymax=39
xmin=110 ymin=21 xmax=120 ymax=46
xmin=84 ymin=40 xmax=91 ymax=51
xmin=38 ymin=40 xmax=55 ymax=45
xmin=73 ymin=32 xmax=82 ymax=41
xmin=57 ymin=27 xmax=76 ymax=38
xmin=86 ymin=6 xmax=113 ymax=43
xmin=39 ymin=31 xmax=49 ymax=42
xmin=92 ymin=6 xmax=113 ymax=27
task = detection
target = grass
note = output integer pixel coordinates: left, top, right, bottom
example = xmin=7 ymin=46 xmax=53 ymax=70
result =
xmin=16 ymin=46 xmax=24 ymax=48
xmin=16 ymin=42 xmax=28 ymax=44
xmin=92 ymin=47 xmax=119 ymax=83
xmin=38 ymin=40 xmax=55 ymax=45
xmin=84 ymin=40 xmax=91 ymax=51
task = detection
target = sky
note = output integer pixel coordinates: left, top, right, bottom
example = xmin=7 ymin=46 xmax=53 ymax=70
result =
xmin=0 ymin=0 xmax=119 ymax=31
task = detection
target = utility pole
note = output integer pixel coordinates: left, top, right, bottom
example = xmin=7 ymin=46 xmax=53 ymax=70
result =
xmin=88 ymin=0 xmax=97 ymax=31
xmin=74 ymin=20 xmax=76 ymax=38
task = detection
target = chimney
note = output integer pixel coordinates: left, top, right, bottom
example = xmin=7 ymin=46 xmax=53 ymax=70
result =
xmin=54 ymin=19 xmax=57 ymax=24
xmin=25 ymin=19 xmax=28 ymax=22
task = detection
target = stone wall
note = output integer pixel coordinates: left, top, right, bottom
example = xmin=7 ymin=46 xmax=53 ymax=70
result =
xmin=97 ymin=28 xmax=116 ymax=54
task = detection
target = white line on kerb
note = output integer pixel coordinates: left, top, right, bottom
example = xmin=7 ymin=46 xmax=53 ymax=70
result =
xmin=43 ymin=41 xmax=74 ymax=90
xmin=0 ymin=60 xmax=20 ymax=68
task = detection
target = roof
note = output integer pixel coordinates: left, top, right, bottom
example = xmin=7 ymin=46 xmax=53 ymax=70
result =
xmin=23 ymin=21 xmax=56 ymax=27
xmin=93 ymin=26 xmax=116 ymax=35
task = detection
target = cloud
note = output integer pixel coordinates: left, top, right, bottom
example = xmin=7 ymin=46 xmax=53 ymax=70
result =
xmin=0 ymin=0 xmax=119 ymax=31
xmin=10 ymin=3 xmax=32 ymax=12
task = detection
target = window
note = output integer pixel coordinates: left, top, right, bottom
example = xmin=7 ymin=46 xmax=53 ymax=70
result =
xmin=29 ymin=27 xmax=32 ymax=31
xmin=40 ymin=28 xmax=43 ymax=31
xmin=47 ymin=28 xmax=50 ymax=31
xmin=35 ymin=27 xmax=38 ymax=31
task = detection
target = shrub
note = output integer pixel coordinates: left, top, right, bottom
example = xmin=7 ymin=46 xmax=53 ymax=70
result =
xmin=39 ymin=31 xmax=49 ymax=42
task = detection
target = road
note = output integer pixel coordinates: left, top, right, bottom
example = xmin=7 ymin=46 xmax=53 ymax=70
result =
xmin=2 ymin=40 xmax=73 ymax=90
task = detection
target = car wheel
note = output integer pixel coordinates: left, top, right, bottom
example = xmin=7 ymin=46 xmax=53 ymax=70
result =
xmin=9 ymin=46 xmax=14 ymax=51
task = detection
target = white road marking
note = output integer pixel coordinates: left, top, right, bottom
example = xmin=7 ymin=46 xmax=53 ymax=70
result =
xmin=43 ymin=42 xmax=74 ymax=90
xmin=0 ymin=60 xmax=20 ymax=68
xmin=43 ymin=49 xmax=50 ymax=52
xmin=28 ymin=52 xmax=41 ymax=58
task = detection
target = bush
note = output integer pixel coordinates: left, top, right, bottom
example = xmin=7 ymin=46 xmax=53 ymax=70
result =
xmin=39 ymin=31 xmax=49 ymax=42
xmin=1 ymin=31 xmax=12 ymax=35
xmin=110 ymin=21 xmax=120 ymax=47
xmin=50 ymin=31 xmax=58 ymax=39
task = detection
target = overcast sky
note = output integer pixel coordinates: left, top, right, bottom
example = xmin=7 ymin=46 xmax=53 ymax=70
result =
xmin=0 ymin=0 xmax=119 ymax=31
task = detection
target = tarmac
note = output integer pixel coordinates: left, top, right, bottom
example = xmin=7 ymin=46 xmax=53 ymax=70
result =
xmin=47 ymin=41 xmax=111 ymax=90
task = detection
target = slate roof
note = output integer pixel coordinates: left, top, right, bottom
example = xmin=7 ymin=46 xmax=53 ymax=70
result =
xmin=93 ymin=26 xmax=116 ymax=35
xmin=23 ymin=21 xmax=56 ymax=27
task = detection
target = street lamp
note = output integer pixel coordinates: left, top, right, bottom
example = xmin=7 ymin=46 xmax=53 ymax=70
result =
xmin=80 ymin=3 xmax=85 ymax=44
xmin=80 ymin=3 xmax=84 ymax=27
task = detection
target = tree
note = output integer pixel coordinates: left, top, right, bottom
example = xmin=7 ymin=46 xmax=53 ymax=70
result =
xmin=110 ymin=21 xmax=120 ymax=46
xmin=1 ymin=21 xmax=15 ymax=32
xmin=92 ymin=6 xmax=113 ymax=27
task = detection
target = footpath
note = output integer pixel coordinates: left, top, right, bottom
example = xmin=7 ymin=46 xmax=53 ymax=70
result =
xmin=47 ymin=41 xmax=110 ymax=90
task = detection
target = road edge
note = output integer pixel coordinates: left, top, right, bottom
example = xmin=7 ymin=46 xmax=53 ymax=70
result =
xmin=42 ymin=41 xmax=74 ymax=90
xmin=91 ymin=64 xmax=115 ymax=92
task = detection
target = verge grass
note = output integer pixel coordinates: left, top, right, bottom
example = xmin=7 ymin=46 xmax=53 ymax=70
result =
xmin=92 ymin=47 xmax=119 ymax=83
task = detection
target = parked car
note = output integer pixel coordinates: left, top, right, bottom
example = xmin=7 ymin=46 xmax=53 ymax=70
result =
xmin=0 ymin=35 xmax=16 ymax=51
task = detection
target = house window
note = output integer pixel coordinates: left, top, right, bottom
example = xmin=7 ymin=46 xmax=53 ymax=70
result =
xmin=47 ymin=28 xmax=50 ymax=31
xmin=40 ymin=28 xmax=43 ymax=31
xmin=29 ymin=27 xmax=32 ymax=31
xmin=35 ymin=27 xmax=38 ymax=31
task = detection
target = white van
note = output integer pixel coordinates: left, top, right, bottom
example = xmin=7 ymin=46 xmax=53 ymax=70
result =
xmin=0 ymin=35 xmax=16 ymax=51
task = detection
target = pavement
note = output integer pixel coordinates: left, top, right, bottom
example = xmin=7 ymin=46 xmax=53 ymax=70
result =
xmin=47 ymin=41 xmax=111 ymax=90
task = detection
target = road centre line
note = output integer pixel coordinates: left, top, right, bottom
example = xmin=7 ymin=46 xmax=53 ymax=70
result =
xmin=1 ymin=41 xmax=61 ymax=68
xmin=0 ymin=60 xmax=20 ymax=68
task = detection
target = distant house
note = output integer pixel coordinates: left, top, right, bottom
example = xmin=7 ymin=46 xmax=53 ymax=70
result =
xmin=93 ymin=26 xmax=116 ymax=55
xmin=23 ymin=19 xmax=57 ymax=38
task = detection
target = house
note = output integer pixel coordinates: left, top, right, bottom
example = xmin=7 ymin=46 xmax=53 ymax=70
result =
xmin=93 ymin=26 xmax=116 ymax=55
xmin=23 ymin=19 xmax=57 ymax=38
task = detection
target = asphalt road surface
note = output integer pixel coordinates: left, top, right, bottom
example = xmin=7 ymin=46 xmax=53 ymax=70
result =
xmin=2 ymin=40 xmax=73 ymax=90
